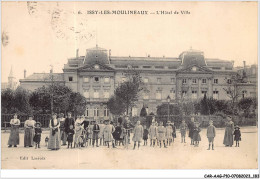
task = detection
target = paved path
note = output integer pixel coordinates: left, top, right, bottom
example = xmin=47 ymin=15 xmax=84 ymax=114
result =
xmin=1 ymin=127 xmax=258 ymax=169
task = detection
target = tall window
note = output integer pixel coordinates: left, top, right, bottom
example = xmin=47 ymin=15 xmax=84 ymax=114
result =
xmin=83 ymin=90 xmax=89 ymax=98
xmin=85 ymin=108 xmax=89 ymax=117
xmin=143 ymin=92 xmax=149 ymax=100
xmin=104 ymin=77 xmax=110 ymax=83
xmin=94 ymin=90 xmax=99 ymax=99
xmin=84 ymin=77 xmax=89 ymax=83
xmin=192 ymin=79 xmax=197 ymax=84
xmin=213 ymin=79 xmax=218 ymax=84
xmin=182 ymin=91 xmax=187 ymax=98
xmin=94 ymin=108 xmax=99 ymax=117
xmin=94 ymin=77 xmax=99 ymax=82
xmin=213 ymin=91 xmax=219 ymax=99
xmin=156 ymin=91 xmax=162 ymax=100
xmin=202 ymin=79 xmax=207 ymax=84
xmin=182 ymin=79 xmax=187 ymax=84
xmin=242 ymin=90 xmax=247 ymax=98
xmin=132 ymin=107 xmax=138 ymax=117
xmin=170 ymin=89 xmax=175 ymax=99
xmin=144 ymin=77 xmax=149 ymax=83
xmin=69 ymin=76 xmax=73 ymax=81
xmin=201 ymin=91 xmax=207 ymax=97
xmin=192 ymin=91 xmax=197 ymax=99
xmin=104 ymin=108 xmax=109 ymax=117
xmin=227 ymin=79 xmax=232 ymax=84
xmin=104 ymin=90 xmax=110 ymax=99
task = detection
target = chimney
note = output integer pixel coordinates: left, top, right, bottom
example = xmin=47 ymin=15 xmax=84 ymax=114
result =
xmin=243 ymin=61 xmax=246 ymax=69
xmin=50 ymin=65 xmax=53 ymax=74
xmin=24 ymin=69 xmax=27 ymax=78
xmin=76 ymin=49 xmax=79 ymax=58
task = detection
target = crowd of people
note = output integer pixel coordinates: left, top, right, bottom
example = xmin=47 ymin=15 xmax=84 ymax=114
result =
xmin=7 ymin=113 xmax=242 ymax=150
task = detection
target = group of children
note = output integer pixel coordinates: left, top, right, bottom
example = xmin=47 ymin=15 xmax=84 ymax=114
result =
xmin=7 ymin=113 xmax=242 ymax=150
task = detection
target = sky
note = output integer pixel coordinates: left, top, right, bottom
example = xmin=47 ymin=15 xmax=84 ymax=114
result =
xmin=1 ymin=1 xmax=258 ymax=82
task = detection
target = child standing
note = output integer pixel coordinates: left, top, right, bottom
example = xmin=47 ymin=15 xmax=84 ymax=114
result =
xmin=143 ymin=125 xmax=149 ymax=146
xmin=233 ymin=125 xmax=241 ymax=147
xmin=171 ymin=122 xmax=177 ymax=142
xmin=132 ymin=121 xmax=144 ymax=150
xmin=193 ymin=122 xmax=201 ymax=147
xmin=103 ymin=119 xmax=115 ymax=148
xmin=149 ymin=118 xmax=157 ymax=147
xmin=33 ymin=122 xmax=42 ymax=149
xmin=180 ymin=120 xmax=188 ymax=143
xmin=207 ymin=120 xmax=216 ymax=150
xmin=67 ymin=125 xmax=75 ymax=148
xmin=157 ymin=121 xmax=167 ymax=148
xmin=166 ymin=121 xmax=173 ymax=146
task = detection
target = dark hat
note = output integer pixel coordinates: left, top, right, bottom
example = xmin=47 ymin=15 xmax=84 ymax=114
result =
xmin=235 ymin=125 xmax=240 ymax=129
xmin=35 ymin=122 xmax=41 ymax=127
xmin=104 ymin=119 xmax=110 ymax=123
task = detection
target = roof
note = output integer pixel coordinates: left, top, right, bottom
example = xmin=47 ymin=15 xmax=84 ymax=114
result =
xmin=205 ymin=58 xmax=233 ymax=68
xmin=20 ymin=73 xmax=64 ymax=82
xmin=86 ymin=45 xmax=107 ymax=51
xmin=110 ymin=56 xmax=181 ymax=66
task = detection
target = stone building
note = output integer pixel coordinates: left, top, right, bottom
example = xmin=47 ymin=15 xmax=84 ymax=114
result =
xmin=19 ymin=46 xmax=257 ymax=118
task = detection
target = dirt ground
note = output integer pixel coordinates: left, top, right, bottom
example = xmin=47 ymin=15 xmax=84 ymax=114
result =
xmin=1 ymin=126 xmax=258 ymax=169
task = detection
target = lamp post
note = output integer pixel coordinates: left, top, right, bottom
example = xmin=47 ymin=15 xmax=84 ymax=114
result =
xmin=167 ymin=95 xmax=171 ymax=122
xmin=50 ymin=65 xmax=54 ymax=116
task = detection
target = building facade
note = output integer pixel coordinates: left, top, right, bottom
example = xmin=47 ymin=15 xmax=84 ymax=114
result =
xmin=19 ymin=46 xmax=257 ymax=118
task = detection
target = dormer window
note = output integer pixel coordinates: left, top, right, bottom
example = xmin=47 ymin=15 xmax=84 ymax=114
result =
xmin=192 ymin=66 xmax=197 ymax=71
xmin=69 ymin=76 xmax=73 ymax=81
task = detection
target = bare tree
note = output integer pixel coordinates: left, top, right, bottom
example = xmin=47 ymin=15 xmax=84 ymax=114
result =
xmin=223 ymin=74 xmax=243 ymax=116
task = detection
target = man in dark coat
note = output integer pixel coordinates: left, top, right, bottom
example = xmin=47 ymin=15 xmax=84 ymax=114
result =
xmin=188 ymin=117 xmax=195 ymax=145
xmin=92 ymin=120 xmax=100 ymax=147
xmin=64 ymin=112 xmax=75 ymax=138
xmin=113 ymin=123 xmax=123 ymax=146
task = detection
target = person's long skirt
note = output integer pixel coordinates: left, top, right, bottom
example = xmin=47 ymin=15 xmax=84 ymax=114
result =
xmin=223 ymin=127 xmax=233 ymax=146
xmin=8 ymin=125 xmax=20 ymax=146
xmin=60 ymin=129 xmax=67 ymax=145
xmin=48 ymin=129 xmax=60 ymax=150
xmin=74 ymin=129 xmax=83 ymax=144
xmin=24 ymin=128 xmax=34 ymax=147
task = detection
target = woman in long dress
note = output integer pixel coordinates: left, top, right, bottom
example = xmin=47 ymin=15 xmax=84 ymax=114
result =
xmin=223 ymin=116 xmax=234 ymax=147
xmin=24 ymin=115 xmax=36 ymax=147
xmin=59 ymin=113 xmax=67 ymax=146
xmin=132 ymin=120 xmax=144 ymax=150
xmin=48 ymin=113 xmax=61 ymax=150
xmin=74 ymin=115 xmax=83 ymax=147
xmin=8 ymin=114 xmax=20 ymax=147
xmin=103 ymin=120 xmax=115 ymax=148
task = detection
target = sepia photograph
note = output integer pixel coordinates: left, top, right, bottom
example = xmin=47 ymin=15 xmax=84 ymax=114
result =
xmin=1 ymin=0 xmax=258 ymax=174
